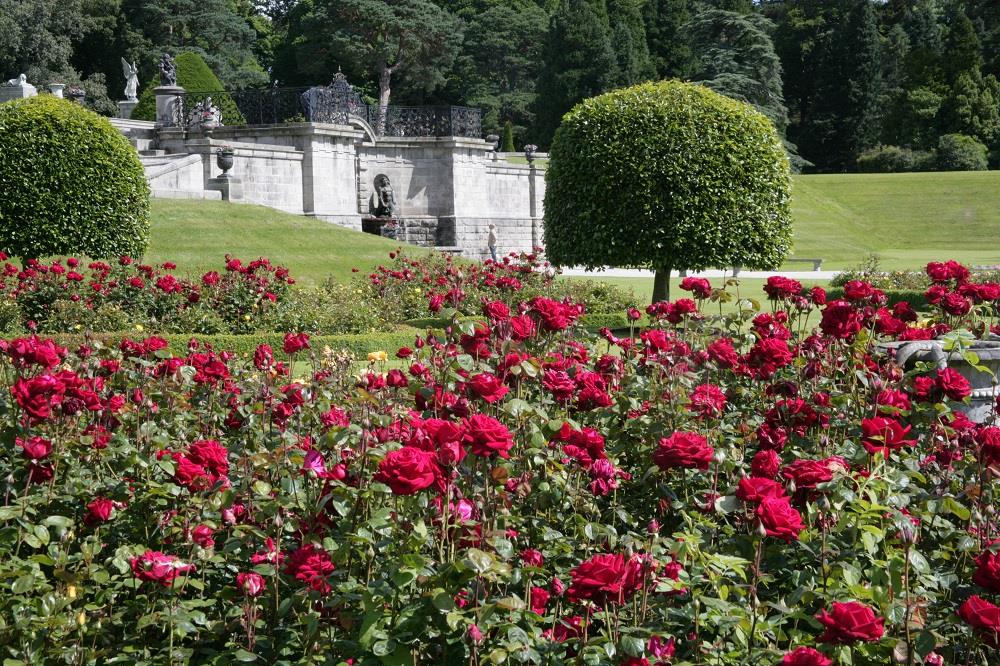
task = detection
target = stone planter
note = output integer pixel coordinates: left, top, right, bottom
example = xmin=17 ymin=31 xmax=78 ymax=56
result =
xmin=216 ymin=149 xmax=234 ymax=177
xmin=879 ymin=339 xmax=1000 ymax=423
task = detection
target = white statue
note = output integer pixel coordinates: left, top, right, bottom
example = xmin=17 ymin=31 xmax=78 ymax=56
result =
xmin=4 ymin=74 xmax=27 ymax=87
xmin=121 ymin=59 xmax=139 ymax=101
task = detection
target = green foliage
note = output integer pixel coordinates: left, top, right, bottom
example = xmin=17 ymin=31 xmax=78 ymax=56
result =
xmin=642 ymin=0 xmax=693 ymax=78
xmin=936 ymin=133 xmax=989 ymax=171
xmin=856 ymin=144 xmax=935 ymax=173
xmin=544 ymin=80 xmax=791 ymax=284
xmin=501 ymin=120 xmax=515 ymax=152
xmin=0 ymin=96 xmax=149 ymax=259
xmin=132 ymin=52 xmax=245 ymax=125
xmin=259 ymin=282 xmax=391 ymax=335
xmin=0 ymin=298 xmax=22 ymax=334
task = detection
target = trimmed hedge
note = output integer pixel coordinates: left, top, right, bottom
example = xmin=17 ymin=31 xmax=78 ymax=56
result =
xmin=19 ymin=330 xmax=428 ymax=360
xmin=0 ymin=96 xmax=150 ymax=259
xmin=826 ymin=288 xmax=928 ymax=311
xmin=544 ymin=80 xmax=792 ymax=283
xmin=132 ymin=52 xmax=245 ymax=126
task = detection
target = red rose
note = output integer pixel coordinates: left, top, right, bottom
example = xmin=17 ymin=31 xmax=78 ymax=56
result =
xmin=529 ymin=586 xmax=550 ymax=615
xmin=820 ymin=300 xmax=863 ymax=339
xmin=941 ymin=292 xmax=972 ymax=316
xmin=284 ymin=544 xmax=335 ymax=594
xmin=653 ymin=432 xmax=714 ymax=471
xmin=530 ymin=297 xmax=580 ymax=331
xmin=254 ymin=344 xmax=274 ymax=370
xmin=957 ymin=595 xmax=1000 ymax=647
xmin=543 ymin=369 xmax=576 ymax=401
xmin=17 ymin=435 xmax=52 ymax=460
xmin=463 ymin=414 xmax=515 ymax=458
xmin=743 ymin=338 xmax=793 ymax=378
xmin=567 ymin=553 xmax=646 ymax=605
xmin=191 ymin=524 xmax=215 ymax=548
xmin=374 ymin=446 xmax=441 ymax=494
xmin=756 ymin=495 xmax=805 ymax=541
xmin=467 ymin=372 xmax=509 ymax=403
xmin=130 ymin=550 xmax=194 ymax=586
xmin=483 ymin=300 xmax=510 ymax=322
xmin=756 ymin=423 xmax=789 ymax=451
xmin=910 ymin=375 xmax=936 ymax=402
xmin=173 ymin=454 xmax=214 ymax=491
xmin=763 ymin=276 xmax=802 ymax=300
xmin=860 ymin=417 xmax=916 ymax=457
xmin=973 ymin=547 xmax=1000 ymax=593
xmin=926 ymin=261 xmax=952 ymax=282
xmin=84 ymin=497 xmax=115 ymax=526
xmin=11 ymin=374 xmax=66 ymax=421
xmin=737 ymin=477 xmax=786 ymax=504
xmin=782 ymin=647 xmax=832 ymax=666
xmin=282 ymin=332 xmax=310 ymax=354
xmin=751 ymin=449 xmax=781 ymax=478
xmin=842 ymin=280 xmax=875 ymax=301
xmin=187 ymin=439 xmax=229 ymax=477
xmin=237 ymin=571 xmax=266 ymax=597
xmin=781 ymin=457 xmax=848 ymax=490
xmin=688 ymin=383 xmax=726 ymax=418
xmin=937 ymin=368 xmax=971 ymax=401
xmin=810 ymin=286 xmax=827 ymax=306
xmin=679 ymin=276 xmax=712 ymax=299
xmin=816 ymin=601 xmax=885 ymax=644
xmin=876 ymin=389 xmax=911 ymax=413
xmin=977 ymin=426 xmax=1000 ymax=467
xmin=707 ymin=337 xmax=739 ymax=368
xmin=509 ymin=314 xmax=537 ymax=341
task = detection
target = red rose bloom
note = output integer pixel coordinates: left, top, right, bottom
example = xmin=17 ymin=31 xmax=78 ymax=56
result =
xmin=509 ymin=314 xmax=537 ymax=341
xmin=84 ymin=497 xmax=115 ymax=526
xmin=842 ymin=280 xmax=875 ymax=301
xmin=282 ymin=332 xmax=310 ymax=354
xmin=467 ymin=372 xmax=509 ymax=403
xmin=237 ymin=571 xmax=266 ymax=597
xmin=763 ymin=276 xmax=802 ymax=300
xmin=816 ymin=601 xmax=885 ymax=644
xmin=820 ymin=300 xmax=863 ymax=339
xmin=284 ymin=544 xmax=335 ymax=594
xmin=860 ymin=417 xmax=916 ymax=457
xmin=977 ymin=426 xmax=1000 ymax=467
xmin=707 ymin=337 xmax=739 ymax=368
xmin=483 ymin=300 xmax=510 ymax=322
xmin=130 ymin=550 xmax=194 ymax=586
xmin=957 ymin=595 xmax=1000 ymax=647
xmin=756 ymin=495 xmax=805 ymax=541
xmin=17 ymin=435 xmax=52 ymax=460
xmin=679 ymin=276 xmax=712 ymax=299
xmin=937 ymin=368 xmax=971 ymax=401
xmin=191 ymin=524 xmax=215 ymax=548
xmin=653 ymin=432 xmax=714 ymax=471
xmin=688 ymin=383 xmax=726 ymax=418
xmin=187 ymin=439 xmax=229 ymax=477
xmin=743 ymin=338 xmax=793 ymax=379
xmin=781 ymin=457 xmax=848 ymax=490
xmin=567 ymin=553 xmax=646 ymax=605
xmin=973 ymin=547 xmax=1000 ymax=593
xmin=782 ymin=647 xmax=833 ymax=666
xmin=374 ymin=446 xmax=441 ymax=495
xmin=750 ymin=449 xmax=781 ymax=479
xmin=737 ymin=477 xmax=786 ymax=504
xmin=462 ymin=414 xmax=515 ymax=458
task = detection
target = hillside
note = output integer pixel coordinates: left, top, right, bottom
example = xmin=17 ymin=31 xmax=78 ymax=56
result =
xmin=789 ymin=171 xmax=1000 ymax=270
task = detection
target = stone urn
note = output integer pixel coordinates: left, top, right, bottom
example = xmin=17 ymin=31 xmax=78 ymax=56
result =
xmin=216 ymin=148 xmax=234 ymax=178
xmin=878 ymin=339 xmax=1000 ymax=424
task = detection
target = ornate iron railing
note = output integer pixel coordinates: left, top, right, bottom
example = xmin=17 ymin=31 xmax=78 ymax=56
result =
xmin=167 ymin=81 xmax=482 ymax=139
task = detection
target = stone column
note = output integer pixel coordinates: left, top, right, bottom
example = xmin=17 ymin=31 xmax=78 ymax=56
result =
xmin=154 ymin=85 xmax=185 ymax=127
xmin=118 ymin=100 xmax=138 ymax=119
xmin=528 ymin=163 xmax=538 ymax=249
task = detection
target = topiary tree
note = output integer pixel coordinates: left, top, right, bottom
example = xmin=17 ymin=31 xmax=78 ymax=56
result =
xmin=132 ymin=52 xmax=245 ymax=125
xmin=544 ymin=79 xmax=792 ymax=302
xmin=0 ymin=95 xmax=150 ymax=260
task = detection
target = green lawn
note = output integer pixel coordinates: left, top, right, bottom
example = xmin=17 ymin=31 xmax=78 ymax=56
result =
xmin=790 ymin=171 xmax=1000 ymax=270
xmin=147 ymin=199 xmax=429 ymax=285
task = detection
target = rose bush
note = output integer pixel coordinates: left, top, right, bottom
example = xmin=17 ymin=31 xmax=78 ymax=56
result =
xmin=0 ymin=260 xmax=998 ymax=664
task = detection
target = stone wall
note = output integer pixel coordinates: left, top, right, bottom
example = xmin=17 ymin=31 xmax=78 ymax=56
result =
xmin=132 ymin=120 xmax=545 ymax=257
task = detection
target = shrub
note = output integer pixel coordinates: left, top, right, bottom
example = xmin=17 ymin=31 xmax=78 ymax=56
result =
xmin=501 ymin=120 xmax=515 ymax=152
xmin=855 ymin=144 xmax=935 ymax=172
xmin=936 ymin=133 xmax=988 ymax=171
xmin=259 ymin=282 xmax=390 ymax=335
xmin=0 ymin=96 xmax=150 ymax=259
xmin=544 ymin=79 xmax=792 ymax=302
xmin=131 ymin=52 xmax=246 ymax=126
xmin=0 ymin=298 xmax=21 ymax=334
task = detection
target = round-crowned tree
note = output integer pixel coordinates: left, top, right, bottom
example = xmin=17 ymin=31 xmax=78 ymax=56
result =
xmin=543 ymin=79 xmax=792 ymax=302
xmin=0 ymin=95 xmax=150 ymax=259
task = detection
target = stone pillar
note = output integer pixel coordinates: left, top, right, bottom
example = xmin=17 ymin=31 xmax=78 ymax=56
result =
xmin=528 ymin=163 xmax=539 ymax=249
xmin=118 ymin=100 xmax=138 ymax=119
xmin=154 ymin=85 xmax=185 ymax=127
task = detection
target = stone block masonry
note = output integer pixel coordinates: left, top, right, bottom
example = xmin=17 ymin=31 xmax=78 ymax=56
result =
xmin=125 ymin=120 xmax=545 ymax=259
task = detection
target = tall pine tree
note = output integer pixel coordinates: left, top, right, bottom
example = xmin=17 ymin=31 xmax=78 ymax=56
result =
xmin=799 ymin=0 xmax=881 ymax=171
xmin=532 ymin=0 xmax=620 ymax=146
xmin=642 ymin=0 xmax=694 ymax=78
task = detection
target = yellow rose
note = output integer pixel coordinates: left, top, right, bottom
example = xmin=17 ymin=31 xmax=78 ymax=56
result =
xmin=368 ymin=350 xmax=388 ymax=362
xmin=135 ymin=324 xmax=144 ymax=332
xmin=67 ymin=584 xmax=77 ymax=599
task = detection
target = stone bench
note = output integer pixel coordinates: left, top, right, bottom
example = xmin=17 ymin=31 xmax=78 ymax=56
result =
xmin=782 ymin=257 xmax=824 ymax=271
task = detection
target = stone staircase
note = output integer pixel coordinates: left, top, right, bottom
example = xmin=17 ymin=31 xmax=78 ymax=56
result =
xmin=139 ymin=152 xmax=220 ymax=201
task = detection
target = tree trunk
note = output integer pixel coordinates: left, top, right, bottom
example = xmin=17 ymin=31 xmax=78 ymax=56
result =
xmin=651 ymin=263 xmax=673 ymax=304
xmin=377 ymin=63 xmax=392 ymax=135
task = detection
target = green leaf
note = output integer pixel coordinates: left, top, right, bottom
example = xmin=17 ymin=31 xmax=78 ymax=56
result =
xmin=11 ymin=575 xmax=34 ymax=594
xmin=233 ymin=649 xmax=257 ymax=662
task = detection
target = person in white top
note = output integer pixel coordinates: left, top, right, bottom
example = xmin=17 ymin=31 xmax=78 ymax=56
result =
xmin=487 ymin=223 xmax=498 ymax=262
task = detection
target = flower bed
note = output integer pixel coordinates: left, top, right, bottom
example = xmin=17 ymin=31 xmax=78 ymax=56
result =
xmin=0 ymin=264 xmax=999 ymax=664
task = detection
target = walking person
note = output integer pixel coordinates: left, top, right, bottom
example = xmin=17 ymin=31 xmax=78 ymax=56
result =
xmin=487 ymin=223 xmax=498 ymax=262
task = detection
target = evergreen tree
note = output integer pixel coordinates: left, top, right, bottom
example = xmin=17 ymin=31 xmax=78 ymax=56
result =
xmin=502 ymin=120 xmax=516 ymax=152
xmin=532 ymin=0 xmax=620 ymax=146
xmin=686 ymin=9 xmax=788 ymax=134
xmin=642 ymin=0 xmax=694 ymax=78
xmin=607 ymin=0 xmax=655 ymax=85
xmin=941 ymin=7 xmax=982 ymax=85
xmin=799 ymin=0 xmax=881 ymax=170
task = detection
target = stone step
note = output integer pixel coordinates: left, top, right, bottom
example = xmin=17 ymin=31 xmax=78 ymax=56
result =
xmin=151 ymin=189 xmax=222 ymax=201
xmin=139 ymin=149 xmax=167 ymax=157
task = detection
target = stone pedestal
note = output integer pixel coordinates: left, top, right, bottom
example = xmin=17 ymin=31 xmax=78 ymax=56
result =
xmin=154 ymin=85 xmax=185 ymax=126
xmin=0 ymin=80 xmax=37 ymax=103
xmin=206 ymin=176 xmax=244 ymax=202
xmin=118 ymin=100 xmax=138 ymax=119
xmin=361 ymin=216 xmax=439 ymax=247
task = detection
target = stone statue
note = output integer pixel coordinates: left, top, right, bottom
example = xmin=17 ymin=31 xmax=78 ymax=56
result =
xmin=369 ymin=174 xmax=398 ymax=218
xmin=4 ymin=74 xmax=27 ymax=87
xmin=121 ymin=58 xmax=139 ymax=101
xmin=159 ymin=54 xmax=177 ymax=87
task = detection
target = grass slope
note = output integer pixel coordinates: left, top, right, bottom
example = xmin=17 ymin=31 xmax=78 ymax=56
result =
xmin=790 ymin=171 xmax=1000 ymax=270
xmin=147 ymin=199 xmax=428 ymax=284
